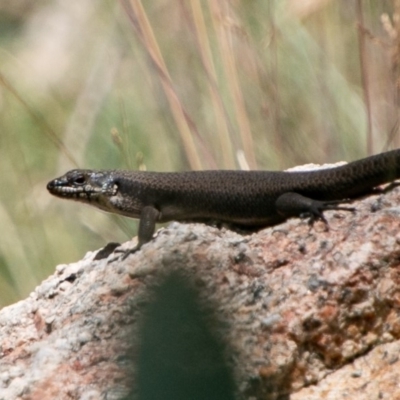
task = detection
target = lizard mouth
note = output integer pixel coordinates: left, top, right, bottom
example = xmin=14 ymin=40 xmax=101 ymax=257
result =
xmin=47 ymin=180 xmax=100 ymax=199
xmin=46 ymin=175 xmax=119 ymax=202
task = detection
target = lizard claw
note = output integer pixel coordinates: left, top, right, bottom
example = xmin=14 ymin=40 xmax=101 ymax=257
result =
xmin=94 ymin=242 xmax=121 ymax=260
xmin=301 ymin=199 xmax=355 ymax=229
xmin=106 ymin=245 xmax=140 ymax=263
xmin=121 ymin=246 xmax=140 ymax=260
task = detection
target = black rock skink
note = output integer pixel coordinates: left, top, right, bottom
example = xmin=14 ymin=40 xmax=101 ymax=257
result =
xmin=47 ymin=149 xmax=400 ymax=251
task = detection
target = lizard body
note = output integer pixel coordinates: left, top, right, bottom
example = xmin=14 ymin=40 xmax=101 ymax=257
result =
xmin=47 ymin=149 xmax=400 ymax=250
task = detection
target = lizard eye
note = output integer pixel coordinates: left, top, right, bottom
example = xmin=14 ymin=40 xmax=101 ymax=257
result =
xmin=72 ymin=175 xmax=86 ymax=185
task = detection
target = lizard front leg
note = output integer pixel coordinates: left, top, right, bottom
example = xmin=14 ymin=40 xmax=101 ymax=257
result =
xmin=111 ymin=205 xmax=160 ymax=260
xmin=137 ymin=205 xmax=161 ymax=249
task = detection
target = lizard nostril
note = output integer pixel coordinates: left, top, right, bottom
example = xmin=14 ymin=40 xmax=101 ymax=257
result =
xmin=47 ymin=181 xmax=55 ymax=190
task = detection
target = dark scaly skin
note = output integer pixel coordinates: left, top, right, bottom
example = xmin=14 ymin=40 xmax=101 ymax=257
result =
xmin=47 ymin=149 xmax=400 ymax=253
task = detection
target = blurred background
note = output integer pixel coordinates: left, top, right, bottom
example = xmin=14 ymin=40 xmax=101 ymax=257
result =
xmin=0 ymin=0 xmax=398 ymax=305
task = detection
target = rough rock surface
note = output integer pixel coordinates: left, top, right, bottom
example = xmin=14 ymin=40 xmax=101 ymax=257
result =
xmin=0 ymin=182 xmax=400 ymax=399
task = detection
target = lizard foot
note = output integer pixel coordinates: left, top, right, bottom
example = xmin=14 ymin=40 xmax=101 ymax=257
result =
xmin=302 ymin=199 xmax=355 ymax=228
xmin=94 ymin=242 xmax=121 ymax=260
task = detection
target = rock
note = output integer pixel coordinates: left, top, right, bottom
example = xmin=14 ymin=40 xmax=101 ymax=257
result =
xmin=0 ymin=183 xmax=399 ymax=399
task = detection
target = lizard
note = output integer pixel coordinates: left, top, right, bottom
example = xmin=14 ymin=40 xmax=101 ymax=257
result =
xmin=47 ymin=149 xmax=400 ymax=255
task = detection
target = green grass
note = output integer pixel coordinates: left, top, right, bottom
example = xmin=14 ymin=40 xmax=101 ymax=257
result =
xmin=0 ymin=0 xmax=398 ymax=305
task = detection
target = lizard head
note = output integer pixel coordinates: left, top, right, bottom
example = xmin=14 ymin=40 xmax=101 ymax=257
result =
xmin=47 ymin=169 xmax=143 ymax=218
xmin=47 ymin=169 xmax=118 ymax=205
